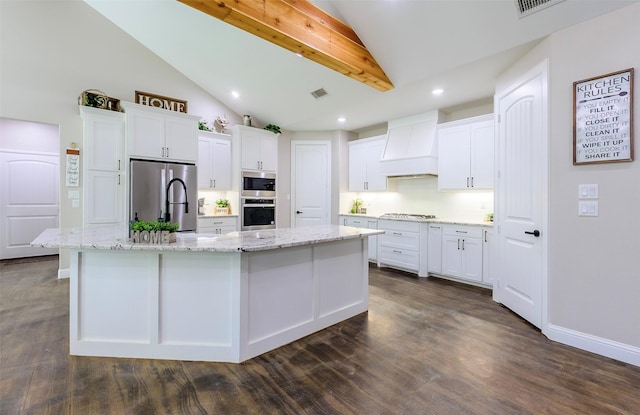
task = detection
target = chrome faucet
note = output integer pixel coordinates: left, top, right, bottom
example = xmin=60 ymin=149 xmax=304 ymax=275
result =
xmin=165 ymin=178 xmax=189 ymax=222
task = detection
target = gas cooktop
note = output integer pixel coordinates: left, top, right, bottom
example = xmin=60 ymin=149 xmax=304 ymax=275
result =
xmin=379 ymin=213 xmax=436 ymax=220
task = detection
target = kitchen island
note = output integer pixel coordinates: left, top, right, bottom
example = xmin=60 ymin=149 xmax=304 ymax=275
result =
xmin=32 ymin=225 xmax=382 ymax=363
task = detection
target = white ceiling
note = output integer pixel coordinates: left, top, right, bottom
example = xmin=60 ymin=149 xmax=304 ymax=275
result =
xmin=84 ymin=0 xmax=637 ymax=132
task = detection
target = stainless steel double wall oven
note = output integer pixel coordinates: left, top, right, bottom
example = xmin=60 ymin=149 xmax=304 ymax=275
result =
xmin=241 ymin=171 xmax=276 ymax=230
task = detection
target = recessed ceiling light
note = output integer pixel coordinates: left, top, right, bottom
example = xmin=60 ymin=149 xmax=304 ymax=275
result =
xmin=338 ymin=117 xmax=346 ymax=123
xmin=231 ymin=90 xmax=240 ymax=99
xmin=432 ymin=88 xmax=444 ymax=95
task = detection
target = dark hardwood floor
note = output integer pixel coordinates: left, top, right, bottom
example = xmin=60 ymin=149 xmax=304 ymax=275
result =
xmin=1 ymin=255 xmax=639 ymax=415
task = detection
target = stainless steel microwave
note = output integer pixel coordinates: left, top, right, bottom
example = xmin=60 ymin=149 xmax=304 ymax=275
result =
xmin=242 ymin=171 xmax=276 ymax=197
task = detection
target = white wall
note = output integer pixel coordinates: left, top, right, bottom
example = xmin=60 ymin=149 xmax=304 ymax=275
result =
xmin=0 ymin=1 xmax=241 ymax=269
xmin=0 ymin=118 xmax=59 ymax=154
xmin=497 ymin=3 xmax=640 ymax=351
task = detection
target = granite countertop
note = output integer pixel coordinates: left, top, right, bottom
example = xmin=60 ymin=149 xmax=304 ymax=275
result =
xmin=31 ymin=224 xmax=383 ymax=253
xmin=340 ymin=213 xmax=493 ymax=227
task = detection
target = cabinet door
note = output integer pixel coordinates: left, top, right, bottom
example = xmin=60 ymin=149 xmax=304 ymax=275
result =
xmin=211 ymin=138 xmax=232 ymax=189
xmin=364 ymin=139 xmax=387 ymax=191
xmin=367 ymin=219 xmax=378 ymax=261
xmin=441 ymin=235 xmax=462 ymax=277
xmin=482 ymin=228 xmax=494 ymax=284
xmin=85 ymin=114 xmax=123 ymax=171
xmin=348 ymin=142 xmax=367 ymax=191
xmin=469 ymin=120 xmax=494 ymax=189
xmin=240 ymin=132 xmax=262 ymax=170
xmin=437 ymin=125 xmax=471 ymax=190
xmin=460 ymin=237 xmax=483 ymax=282
xmin=127 ymin=109 xmax=165 ymax=159
xmin=258 ymin=134 xmax=278 ymax=172
xmin=427 ymin=224 xmax=442 ymax=273
xmin=165 ymin=116 xmax=197 ymax=162
xmin=197 ymin=137 xmax=213 ymax=189
xmin=85 ymin=171 xmax=123 ymax=225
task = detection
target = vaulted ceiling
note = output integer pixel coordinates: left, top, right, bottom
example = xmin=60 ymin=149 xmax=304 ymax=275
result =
xmin=84 ymin=0 xmax=637 ymax=132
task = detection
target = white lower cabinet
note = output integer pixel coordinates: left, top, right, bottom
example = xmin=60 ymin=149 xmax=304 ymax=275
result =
xmin=482 ymin=227 xmax=495 ymax=285
xmin=377 ymin=219 xmax=427 ymax=275
xmin=427 ymin=223 xmax=442 ymax=274
xmin=197 ymin=216 xmax=237 ymax=234
xmin=441 ymin=225 xmax=483 ymax=283
xmin=340 ymin=216 xmax=378 ymax=261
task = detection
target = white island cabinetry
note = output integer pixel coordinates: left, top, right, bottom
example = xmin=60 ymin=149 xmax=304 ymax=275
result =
xmin=80 ymin=106 xmax=125 ymax=227
xmin=32 ymin=225 xmax=379 ymax=363
xmin=437 ymin=114 xmax=494 ymax=190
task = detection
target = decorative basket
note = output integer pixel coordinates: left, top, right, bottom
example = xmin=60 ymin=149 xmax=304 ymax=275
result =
xmin=78 ymin=89 xmax=109 ymax=109
xmin=214 ymin=207 xmax=230 ymax=215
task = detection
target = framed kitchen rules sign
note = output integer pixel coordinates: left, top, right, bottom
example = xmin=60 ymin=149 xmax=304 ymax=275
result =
xmin=573 ymin=68 xmax=634 ymax=165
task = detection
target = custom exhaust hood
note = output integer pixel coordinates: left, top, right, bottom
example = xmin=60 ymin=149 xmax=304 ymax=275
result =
xmin=380 ymin=111 xmax=442 ymax=177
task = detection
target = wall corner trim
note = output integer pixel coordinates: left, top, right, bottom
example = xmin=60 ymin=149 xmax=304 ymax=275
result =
xmin=58 ymin=268 xmax=70 ymax=279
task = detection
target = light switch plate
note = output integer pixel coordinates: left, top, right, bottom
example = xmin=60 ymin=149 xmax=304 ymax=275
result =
xmin=578 ymin=201 xmax=598 ymax=216
xmin=68 ymin=190 xmax=80 ymax=199
xmin=578 ymin=184 xmax=598 ymax=199
xmin=72 ymin=199 xmax=80 ymax=208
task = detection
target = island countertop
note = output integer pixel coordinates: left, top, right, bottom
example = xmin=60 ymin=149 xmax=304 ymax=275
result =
xmin=31 ymin=224 xmax=384 ymax=253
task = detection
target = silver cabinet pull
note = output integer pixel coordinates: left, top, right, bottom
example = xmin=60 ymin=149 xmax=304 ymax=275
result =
xmin=118 ymin=174 xmax=121 ymax=185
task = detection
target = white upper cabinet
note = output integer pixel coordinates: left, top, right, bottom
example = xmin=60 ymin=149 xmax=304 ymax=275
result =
xmin=198 ymin=132 xmax=232 ymax=190
xmin=122 ymin=102 xmax=199 ymax=162
xmin=437 ymin=114 xmax=494 ymax=190
xmin=348 ymin=135 xmax=387 ymax=191
xmin=233 ymin=125 xmax=278 ymax=172
xmin=80 ymin=106 xmax=125 ymax=226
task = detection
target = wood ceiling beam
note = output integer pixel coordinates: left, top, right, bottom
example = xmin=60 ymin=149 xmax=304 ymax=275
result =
xmin=179 ymin=0 xmax=394 ymax=92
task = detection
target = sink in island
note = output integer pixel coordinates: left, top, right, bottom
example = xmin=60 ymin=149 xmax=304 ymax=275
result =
xmin=32 ymin=225 xmax=383 ymax=363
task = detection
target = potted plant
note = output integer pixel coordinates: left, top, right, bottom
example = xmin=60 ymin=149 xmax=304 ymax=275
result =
xmin=130 ymin=220 xmax=179 ymax=244
xmin=215 ymin=199 xmax=230 ymax=215
xmin=263 ymin=124 xmax=281 ymax=134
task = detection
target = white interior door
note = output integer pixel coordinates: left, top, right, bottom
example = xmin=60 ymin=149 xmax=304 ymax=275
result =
xmin=0 ymin=150 xmax=59 ymax=259
xmin=291 ymin=141 xmax=330 ymax=227
xmin=494 ymin=61 xmax=548 ymax=329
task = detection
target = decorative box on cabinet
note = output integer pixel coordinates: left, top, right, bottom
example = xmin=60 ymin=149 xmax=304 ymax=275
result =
xmin=80 ymin=106 xmax=125 ymax=226
xmin=441 ymin=225 xmax=483 ymax=283
xmin=122 ymin=101 xmax=199 ymax=163
xmin=348 ymin=136 xmax=387 ymax=191
xmin=197 ymin=216 xmax=237 ymax=234
xmin=437 ymin=114 xmax=494 ymax=190
xmin=232 ymin=125 xmax=278 ymax=172
xmin=198 ymin=132 xmax=232 ymax=190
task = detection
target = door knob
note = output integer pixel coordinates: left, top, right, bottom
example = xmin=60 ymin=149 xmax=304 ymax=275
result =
xmin=296 ymin=210 xmax=303 ymax=214
xmin=524 ymin=230 xmax=540 ymax=237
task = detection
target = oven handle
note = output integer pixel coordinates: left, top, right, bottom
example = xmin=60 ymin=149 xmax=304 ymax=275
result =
xmin=243 ymin=204 xmax=276 ymax=208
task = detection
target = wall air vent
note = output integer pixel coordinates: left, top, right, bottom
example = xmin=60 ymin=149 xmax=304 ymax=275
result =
xmin=515 ymin=0 xmax=565 ymax=18
xmin=311 ymin=88 xmax=328 ymax=99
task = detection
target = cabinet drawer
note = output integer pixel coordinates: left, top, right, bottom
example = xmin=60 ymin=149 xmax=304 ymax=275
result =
xmin=346 ymin=218 xmax=367 ymax=227
xmin=198 ymin=216 xmax=237 ymax=230
xmin=378 ymin=219 xmax=420 ymax=232
xmin=379 ymin=231 xmax=419 ymax=250
xmin=443 ymin=225 xmax=482 ymax=238
xmin=378 ymin=246 xmax=419 ymax=271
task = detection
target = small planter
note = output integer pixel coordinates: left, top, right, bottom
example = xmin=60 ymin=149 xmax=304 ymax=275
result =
xmin=214 ymin=207 xmax=230 ymax=215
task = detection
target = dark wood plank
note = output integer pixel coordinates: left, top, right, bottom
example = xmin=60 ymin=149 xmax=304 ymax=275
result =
xmin=1 ymin=257 xmax=639 ymax=415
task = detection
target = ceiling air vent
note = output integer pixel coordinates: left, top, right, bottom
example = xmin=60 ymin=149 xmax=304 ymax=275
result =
xmin=311 ymin=88 xmax=328 ymax=99
xmin=515 ymin=0 xmax=565 ymax=18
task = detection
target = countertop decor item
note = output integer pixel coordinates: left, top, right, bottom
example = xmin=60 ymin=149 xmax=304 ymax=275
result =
xmin=198 ymin=120 xmax=212 ymax=131
xmin=215 ymin=199 xmax=231 ymax=215
xmin=129 ymin=220 xmax=179 ymax=244
xmin=78 ymin=89 xmax=108 ymax=109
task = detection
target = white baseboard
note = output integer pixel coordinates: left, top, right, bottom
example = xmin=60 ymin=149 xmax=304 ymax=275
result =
xmin=58 ymin=268 xmax=70 ymax=279
xmin=545 ymin=323 xmax=640 ymax=367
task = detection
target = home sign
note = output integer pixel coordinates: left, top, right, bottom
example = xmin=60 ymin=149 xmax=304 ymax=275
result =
xmin=135 ymin=90 xmax=188 ymax=113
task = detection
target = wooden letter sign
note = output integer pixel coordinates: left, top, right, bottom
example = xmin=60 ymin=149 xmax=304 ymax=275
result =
xmin=135 ymin=90 xmax=188 ymax=113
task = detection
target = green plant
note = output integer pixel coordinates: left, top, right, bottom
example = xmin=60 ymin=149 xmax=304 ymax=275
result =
xmin=130 ymin=220 xmax=179 ymax=232
xmin=198 ymin=120 xmax=211 ymax=131
xmin=215 ymin=199 xmax=230 ymax=207
xmin=263 ymin=124 xmax=281 ymax=134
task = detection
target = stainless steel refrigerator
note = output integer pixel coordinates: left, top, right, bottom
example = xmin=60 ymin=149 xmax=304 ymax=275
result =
xmin=129 ymin=159 xmax=197 ymax=231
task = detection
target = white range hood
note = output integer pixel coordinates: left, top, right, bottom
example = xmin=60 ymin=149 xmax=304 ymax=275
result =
xmin=380 ymin=110 xmax=442 ymax=177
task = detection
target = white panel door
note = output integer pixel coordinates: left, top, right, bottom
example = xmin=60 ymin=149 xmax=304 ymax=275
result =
xmin=0 ymin=151 xmax=59 ymax=259
xmin=291 ymin=141 xmax=330 ymax=227
xmin=494 ymin=61 xmax=548 ymax=328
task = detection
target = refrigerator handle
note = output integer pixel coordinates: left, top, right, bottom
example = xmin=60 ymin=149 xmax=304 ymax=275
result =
xmin=160 ymin=168 xmax=166 ymax=220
